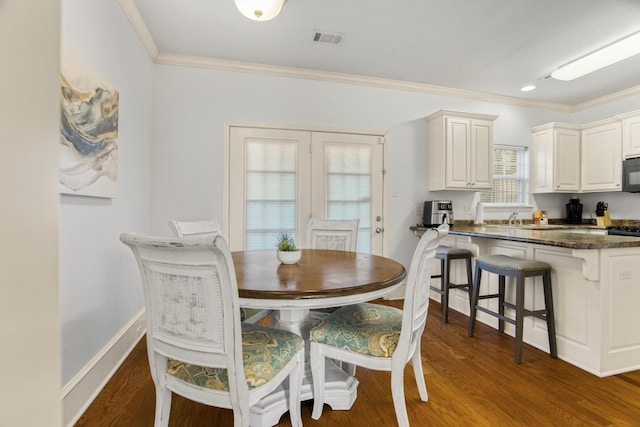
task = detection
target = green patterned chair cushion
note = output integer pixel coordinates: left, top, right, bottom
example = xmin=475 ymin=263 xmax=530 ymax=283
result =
xmin=310 ymin=303 xmax=403 ymax=357
xmin=167 ymin=323 xmax=303 ymax=391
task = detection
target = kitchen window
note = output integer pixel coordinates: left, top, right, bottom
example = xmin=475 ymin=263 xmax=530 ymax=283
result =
xmin=480 ymin=145 xmax=529 ymax=205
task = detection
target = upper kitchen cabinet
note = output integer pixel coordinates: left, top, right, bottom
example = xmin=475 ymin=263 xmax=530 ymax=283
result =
xmin=427 ymin=110 xmax=498 ymax=191
xmin=581 ymin=118 xmax=622 ymax=192
xmin=531 ymin=123 xmax=581 ymax=193
xmin=619 ymin=111 xmax=640 ymax=159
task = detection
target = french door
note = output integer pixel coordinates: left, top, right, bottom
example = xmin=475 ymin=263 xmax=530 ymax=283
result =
xmin=226 ymin=125 xmax=385 ymax=255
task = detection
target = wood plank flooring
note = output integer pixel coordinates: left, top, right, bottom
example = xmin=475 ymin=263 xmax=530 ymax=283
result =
xmin=75 ymin=300 xmax=640 ymax=426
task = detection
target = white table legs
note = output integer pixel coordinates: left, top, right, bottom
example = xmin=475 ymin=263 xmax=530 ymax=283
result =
xmin=249 ymin=308 xmax=358 ymax=427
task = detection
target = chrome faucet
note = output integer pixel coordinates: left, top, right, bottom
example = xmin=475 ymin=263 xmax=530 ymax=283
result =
xmin=508 ymin=212 xmax=518 ymax=226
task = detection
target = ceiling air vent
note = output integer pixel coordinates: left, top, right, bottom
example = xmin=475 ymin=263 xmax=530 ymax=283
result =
xmin=312 ymin=30 xmax=346 ymax=45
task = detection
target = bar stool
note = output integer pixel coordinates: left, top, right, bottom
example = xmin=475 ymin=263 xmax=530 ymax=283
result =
xmin=430 ymin=246 xmax=473 ymax=323
xmin=467 ymin=254 xmax=557 ymax=364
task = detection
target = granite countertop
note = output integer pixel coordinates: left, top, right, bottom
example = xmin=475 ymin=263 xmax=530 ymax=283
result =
xmin=410 ymin=224 xmax=640 ymax=250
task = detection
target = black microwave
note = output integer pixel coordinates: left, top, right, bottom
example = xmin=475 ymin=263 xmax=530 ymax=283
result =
xmin=623 ymin=157 xmax=640 ymax=192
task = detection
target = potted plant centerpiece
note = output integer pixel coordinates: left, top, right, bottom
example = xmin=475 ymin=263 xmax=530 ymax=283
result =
xmin=276 ymin=232 xmax=301 ymax=264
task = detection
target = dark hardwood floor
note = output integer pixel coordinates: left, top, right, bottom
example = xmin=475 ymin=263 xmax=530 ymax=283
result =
xmin=76 ymin=300 xmax=640 ymax=426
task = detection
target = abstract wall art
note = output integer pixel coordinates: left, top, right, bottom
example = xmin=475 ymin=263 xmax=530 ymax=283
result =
xmin=59 ymin=42 xmax=119 ymax=198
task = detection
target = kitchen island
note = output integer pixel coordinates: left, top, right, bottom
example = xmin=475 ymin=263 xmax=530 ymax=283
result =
xmin=411 ymin=224 xmax=640 ymax=377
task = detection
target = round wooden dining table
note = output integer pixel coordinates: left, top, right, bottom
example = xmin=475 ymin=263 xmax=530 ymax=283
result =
xmin=232 ymin=248 xmax=407 ymax=427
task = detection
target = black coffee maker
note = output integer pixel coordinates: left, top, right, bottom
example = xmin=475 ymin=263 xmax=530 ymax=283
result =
xmin=565 ymin=196 xmax=583 ymax=224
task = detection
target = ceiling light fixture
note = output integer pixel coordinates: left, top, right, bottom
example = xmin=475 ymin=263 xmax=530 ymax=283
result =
xmin=520 ymin=85 xmax=536 ymax=92
xmin=551 ymin=31 xmax=640 ymax=81
xmin=235 ymin=0 xmax=287 ymax=21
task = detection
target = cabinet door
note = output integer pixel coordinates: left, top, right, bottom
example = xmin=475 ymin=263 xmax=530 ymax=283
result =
xmin=531 ymin=129 xmax=553 ymax=193
xmin=470 ymin=119 xmax=493 ymax=190
xmin=581 ymin=122 xmax=622 ymax=192
xmin=554 ymin=128 xmax=581 ymax=192
xmin=445 ymin=117 xmax=471 ymax=189
xmin=622 ymin=113 xmax=640 ymax=159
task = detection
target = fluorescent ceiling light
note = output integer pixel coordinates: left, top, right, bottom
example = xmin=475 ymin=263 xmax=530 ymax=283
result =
xmin=551 ymin=31 xmax=640 ymax=81
xmin=520 ymin=85 xmax=536 ymax=92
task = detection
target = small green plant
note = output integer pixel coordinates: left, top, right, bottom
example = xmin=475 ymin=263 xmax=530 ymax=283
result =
xmin=276 ymin=232 xmax=298 ymax=251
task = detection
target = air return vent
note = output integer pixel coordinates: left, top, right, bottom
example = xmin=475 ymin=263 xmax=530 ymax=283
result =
xmin=312 ymin=30 xmax=346 ymax=45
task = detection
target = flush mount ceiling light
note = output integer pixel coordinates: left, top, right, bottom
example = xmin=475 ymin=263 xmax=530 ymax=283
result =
xmin=520 ymin=85 xmax=536 ymax=92
xmin=551 ymin=31 xmax=640 ymax=81
xmin=235 ymin=0 xmax=287 ymax=21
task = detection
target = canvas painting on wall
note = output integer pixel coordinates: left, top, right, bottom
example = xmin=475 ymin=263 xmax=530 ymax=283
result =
xmin=59 ymin=41 xmax=119 ymax=198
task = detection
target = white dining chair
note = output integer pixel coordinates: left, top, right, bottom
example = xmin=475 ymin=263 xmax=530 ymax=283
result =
xmin=120 ymin=232 xmax=304 ymax=427
xmin=306 ymin=218 xmax=359 ymax=251
xmin=168 ymin=219 xmax=220 ymax=238
xmin=309 ymin=223 xmax=448 ymax=427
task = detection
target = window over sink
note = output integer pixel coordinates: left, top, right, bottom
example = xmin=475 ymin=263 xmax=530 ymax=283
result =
xmin=480 ymin=145 xmax=529 ymax=205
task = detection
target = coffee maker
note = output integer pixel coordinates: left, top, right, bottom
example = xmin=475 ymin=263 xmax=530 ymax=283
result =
xmin=423 ymin=200 xmax=454 ymax=227
xmin=565 ymin=196 xmax=583 ymax=224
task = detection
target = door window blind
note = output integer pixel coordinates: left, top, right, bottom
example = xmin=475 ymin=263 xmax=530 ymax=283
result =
xmin=325 ymin=144 xmax=372 ymax=252
xmin=245 ymin=140 xmax=298 ymax=250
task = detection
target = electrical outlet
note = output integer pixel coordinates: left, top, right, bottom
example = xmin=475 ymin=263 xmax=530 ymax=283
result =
xmin=464 ymin=205 xmax=471 ymax=215
xmin=415 ymin=204 xmax=422 ymax=216
xmin=619 ymin=269 xmax=633 ymax=280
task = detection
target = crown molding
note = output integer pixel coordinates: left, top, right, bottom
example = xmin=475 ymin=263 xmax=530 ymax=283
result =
xmin=571 ymin=84 xmax=640 ymax=112
xmin=156 ymin=52 xmax=573 ymax=112
xmin=119 ymin=0 xmax=639 ymax=114
xmin=118 ymin=0 xmax=159 ymax=60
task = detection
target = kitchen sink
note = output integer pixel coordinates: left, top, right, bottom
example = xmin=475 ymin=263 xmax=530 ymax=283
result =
xmin=553 ymin=229 xmax=607 ymax=235
xmin=484 ymin=224 xmax=564 ymax=230
xmin=483 ymin=224 xmax=607 ymax=234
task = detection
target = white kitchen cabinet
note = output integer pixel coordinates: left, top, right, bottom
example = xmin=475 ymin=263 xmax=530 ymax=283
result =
xmin=530 ymin=123 xmax=581 ymax=193
xmin=618 ymin=110 xmax=640 ymax=159
xmin=413 ymin=228 xmax=640 ymax=377
xmin=427 ymin=110 xmax=498 ymax=191
xmin=581 ymin=118 xmax=622 ymax=192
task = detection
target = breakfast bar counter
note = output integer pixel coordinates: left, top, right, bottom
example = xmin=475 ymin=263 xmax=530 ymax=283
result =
xmin=441 ymin=224 xmax=640 ymax=249
xmin=411 ymin=224 xmax=640 ymax=377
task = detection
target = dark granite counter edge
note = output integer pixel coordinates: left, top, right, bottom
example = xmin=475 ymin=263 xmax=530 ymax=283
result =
xmin=410 ymin=225 xmax=640 ymax=250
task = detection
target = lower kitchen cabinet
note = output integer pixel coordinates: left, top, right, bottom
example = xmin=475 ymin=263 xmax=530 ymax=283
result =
xmin=429 ymin=234 xmax=640 ymax=377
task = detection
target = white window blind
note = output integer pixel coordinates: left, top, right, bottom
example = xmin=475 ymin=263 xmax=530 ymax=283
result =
xmin=480 ymin=145 xmax=529 ymax=204
xmin=245 ymin=140 xmax=298 ymax=250
xmin=325 ymin=144 xmax=372 ymax=252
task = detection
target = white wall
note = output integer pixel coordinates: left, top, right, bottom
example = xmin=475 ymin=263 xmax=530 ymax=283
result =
xmin=54 ymin=3 xmax=640 ymax=422
xmin=59 ymin=0 xmax=154 ymax=389
xmin=151 ymin=65 xmax=571 ymax=266
xmin=0 ymin=1 xmax=62 ymax=425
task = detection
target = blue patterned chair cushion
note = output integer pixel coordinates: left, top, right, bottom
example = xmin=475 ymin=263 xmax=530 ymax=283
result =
xmin=310 ymin=303 xmax=403 ymax=357
xmin=167 ymin=323 xmax=303 ymax=391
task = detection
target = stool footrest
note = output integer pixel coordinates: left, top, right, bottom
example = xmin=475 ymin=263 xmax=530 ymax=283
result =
xmin=502 ymin=302 xmax=549 ymax=319
xmin=477 ymin=293 xmax=500 ymax=300
xmin=429 ymin=286 xmax=444 ymax=295
xmin=475 ymin=305 xmax=516 ymax=326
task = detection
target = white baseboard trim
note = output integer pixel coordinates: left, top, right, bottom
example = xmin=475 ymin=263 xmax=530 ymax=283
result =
xmin=61 ymin=308 xmax=146 ymax=427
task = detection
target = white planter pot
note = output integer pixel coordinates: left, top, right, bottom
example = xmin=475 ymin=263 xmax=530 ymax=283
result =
xmin=277 ymin=250 xmax=301 ymax=264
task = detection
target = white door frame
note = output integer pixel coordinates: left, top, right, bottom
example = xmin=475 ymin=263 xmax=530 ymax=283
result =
xmin=223 ymin=121 xmax=390 ymax=256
